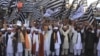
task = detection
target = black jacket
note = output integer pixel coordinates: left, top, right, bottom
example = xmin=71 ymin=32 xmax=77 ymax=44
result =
xmin=85 ymin=30 xmax=95 ymax=49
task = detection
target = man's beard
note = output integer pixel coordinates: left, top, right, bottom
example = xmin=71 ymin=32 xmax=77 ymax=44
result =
xmin=35 ymin=32 xmax=38 ymax=34
xmin=63 ymin=29 xmax=67 ymax=32
xmin=53 ymin=29 xmax=58 ymax=32
xmin=62 ymin=27 xmax=67 ymax=32
xmin=27 ymin=30 xmax=31 ymax=34
xmin=8 ymin=32 xmax=11 ymax=34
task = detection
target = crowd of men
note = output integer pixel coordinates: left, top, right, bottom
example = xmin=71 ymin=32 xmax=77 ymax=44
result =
xmin=0 ymin=19 xmax=100 ymax=56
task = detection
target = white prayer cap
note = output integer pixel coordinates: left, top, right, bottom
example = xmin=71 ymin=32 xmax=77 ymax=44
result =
xmin=53 ymin=27 xmax=58 ymax=30
xmin=34 ymin=28 xmax=38 ymax=32
xmin=16 ymin=20 xmax=22 ymax=26
xmin=7 ymin=28 xmax=13 ymax=30
xmin=1 ymin=28 xmax=5 ymax=31
xmin=26 ymin=27 xmax=31 ymax=30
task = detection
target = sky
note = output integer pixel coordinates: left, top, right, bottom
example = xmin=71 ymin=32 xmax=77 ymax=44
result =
xmin=87 ymin=0 xmax=97 ymax=6
xmin=69 ymin=0 xmax=100 ymax=7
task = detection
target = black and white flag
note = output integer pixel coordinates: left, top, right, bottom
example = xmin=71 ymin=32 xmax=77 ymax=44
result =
xmin=70 ymin=5 xmax=84 ymax=20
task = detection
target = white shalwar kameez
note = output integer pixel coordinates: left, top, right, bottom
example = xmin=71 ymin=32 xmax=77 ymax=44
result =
xmin=43 ymin=30 xmax=52 ymax=56
xmin=16 ymin=42 xmax=23 ymax=56
xmin=54 ymin=31 xmax=61 ymax=56
xmin=97 ymin=29 xmax=100 ymax=56
xmin=74 ymin=32 xmax=82 ymax=55
xmin=6 ymin=32 xmax=15 ymax=56
xmin=51 ymin=31 xmax=61 ymax=56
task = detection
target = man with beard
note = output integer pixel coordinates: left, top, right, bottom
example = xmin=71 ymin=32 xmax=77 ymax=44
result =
xmin=43 ymin=23 xmax=52 ymax=56
xmin=50 ymin=26 xmax=61 ymax=56
xmin=25 ymin=27 xmax=32 ymax=56
xmin=14 ymin=27 xmax=24 ymax=56
xmin=85 ymin=26 xmax=95 ymax=56
xmin=60 ymin=25 xmax=70 ymax=56
xmin=73 ymin=27 xmax=83 ymax=56
xmin=6 ymin=28 xmax=15 ymax=56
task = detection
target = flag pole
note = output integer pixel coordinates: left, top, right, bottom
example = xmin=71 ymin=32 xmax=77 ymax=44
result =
xmin=66 ymin=0 xmax=77 ymax=19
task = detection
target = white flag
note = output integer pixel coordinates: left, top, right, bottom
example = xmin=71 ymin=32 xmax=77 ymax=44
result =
xmin=71 ymin=5 xmax=84 ymax=20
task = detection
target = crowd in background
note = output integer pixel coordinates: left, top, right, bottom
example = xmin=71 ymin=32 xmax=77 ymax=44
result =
xmin=0 ymin=19 xmax=100 ymax=56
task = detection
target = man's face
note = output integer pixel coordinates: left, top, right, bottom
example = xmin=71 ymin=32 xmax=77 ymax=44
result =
xmin=44 ymin=25 xmax=48 ymax=31
xmin=27 ymin=30 xmax=30 ymax=34
xmin=77 ymin=29 xmax=80 ymax=31
xmin=18 ymin=29 xmax=21 ymax=32
xmin=63 ymin=26 xmax=68 ymax=31
xmin=8 ymin=30 xmax=11 ymax=34
xmin=88 ymin=28 xmax=92 ymax=32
